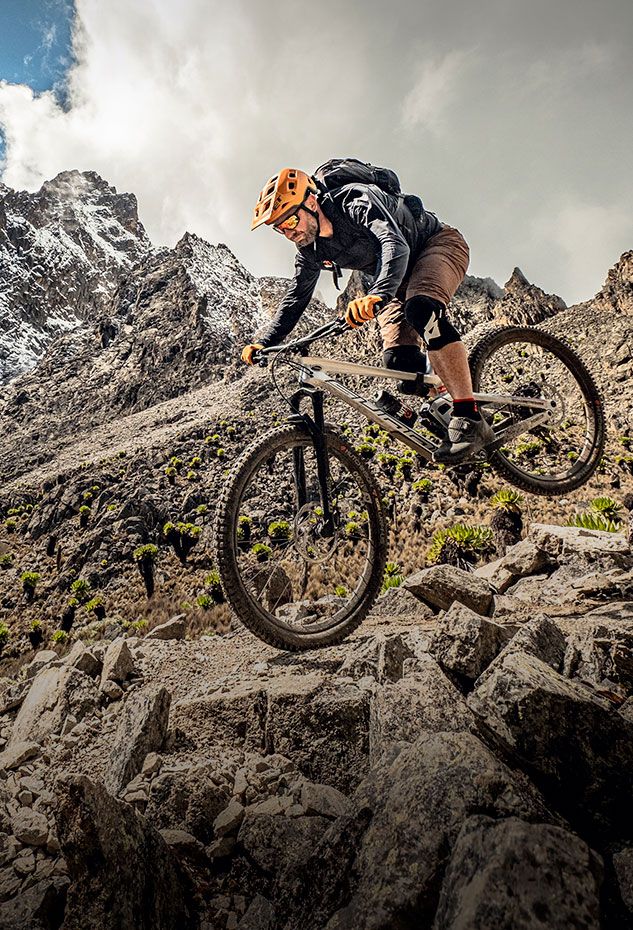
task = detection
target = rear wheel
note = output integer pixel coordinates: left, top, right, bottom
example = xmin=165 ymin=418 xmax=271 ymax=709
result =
xmin=213 ymin=424 xmax=388 ymax=650
xmin=469 ymin=326 xmax=605 ymax=495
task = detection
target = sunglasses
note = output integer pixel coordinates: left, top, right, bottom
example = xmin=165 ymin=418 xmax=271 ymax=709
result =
xmin=273 ymin=210 xmax=300 ymax=233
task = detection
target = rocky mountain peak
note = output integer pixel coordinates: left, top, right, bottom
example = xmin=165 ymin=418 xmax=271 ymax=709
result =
xmin=0 ymin=171 xmax=152 ymax=384
xmin=504 ymin=266 xmax=530 ymax=292
xmin=596 ymin=250 xmax=633 ymax=314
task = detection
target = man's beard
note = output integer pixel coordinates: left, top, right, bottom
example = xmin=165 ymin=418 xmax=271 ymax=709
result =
xmin=293 ymin=213 xmax=319 ymax=247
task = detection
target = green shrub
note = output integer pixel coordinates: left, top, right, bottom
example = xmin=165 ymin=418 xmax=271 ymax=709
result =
xmin=490 ymin=489 xmax=524 ymax=512
xmin=237 ymin=515 xmax=252 ymax=541
xmin=0 ymin=622 xmax=9 ymax=649
xmin=70 ymin=578 xmax=92 ymax=603
xmin=216 ymin=448 xmax=225 ymax=458
xmin=0 ymin=553 xmax=13 ymax=568
xmin=252 ymin=543 xmax=272 ymax=562
xmin=589 ymin=496 xmax=623 ymax=524
xmin=21 ymin=570 xmax=41 ymax=595
xmin=106 ymin=503 xmax=118 ymax=512
xmin=133 ymin=544 xmax=159 ymax=564
xmin=412 ymin=478 xmax=433 ymax=496
xmin=170 ymin=456 xmax=183 ymax=469
xmin=354 ymin=442 xmax=375 ymax=459
xmin=197 ymin=594 xmax=214 ymax=609
xmin=334 ymin=585 xmax=347 ymax=597
xmin=28 ymin=620 xmax=44 ymax=648
xmin=427 ymin=524 xmax=495 ymax=567
xmin=85 ymin=596 xmax=105 ymax=616
xmin=204 ymin=570 xmax=224 ymax=602
xmin=565 ymin=513 xmax=619 ymax=533
xmin=165 ymin=466 xmax=177 ymax=483
xmin=189 ymin=456 xmax=202 ymax=468
xmin=196 ymin=504 xmax=209 ymax=515
xmin=4 ymin=518 xmax=17 ymax=532
xmin=381 ymin=561 xmax=404 ymax=592
xmin=186 ymin=470 xmax=197 ymax=480
xmin=52 ymin=630 xmax=68 ymax=645
xmin=268 ymin=519 xmax=291 ymax=541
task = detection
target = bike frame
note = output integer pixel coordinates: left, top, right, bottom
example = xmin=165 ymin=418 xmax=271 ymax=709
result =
xmin=259 ymin=318 xmax=556 ymax=529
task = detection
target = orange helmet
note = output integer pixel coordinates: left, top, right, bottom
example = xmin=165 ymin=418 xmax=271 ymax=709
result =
xmin=251 ymin=168 xmax=318 ymax=230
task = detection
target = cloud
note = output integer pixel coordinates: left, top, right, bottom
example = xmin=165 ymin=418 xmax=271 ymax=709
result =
xmin=400 ymin=50 xmax=472 ymax=135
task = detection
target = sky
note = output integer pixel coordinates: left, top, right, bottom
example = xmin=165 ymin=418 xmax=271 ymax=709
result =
xmin=0 ymin=0 xmax=632 ymax=307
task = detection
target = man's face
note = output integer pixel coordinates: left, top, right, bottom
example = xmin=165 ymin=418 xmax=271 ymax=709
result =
xmin=277 ymin=201 xmax=319 ymax=247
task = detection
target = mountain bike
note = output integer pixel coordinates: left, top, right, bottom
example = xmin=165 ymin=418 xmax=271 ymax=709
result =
xmin=213 ymin=319 xmax=605 ymax=651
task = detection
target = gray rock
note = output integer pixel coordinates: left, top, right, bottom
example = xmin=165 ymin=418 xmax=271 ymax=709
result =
xmin=23 ymin=651 xmax=58 ymax=680
xmin=0 ymin=740 xmax=40 ymax=771
xmin=473 ymin=556 xmax=517 ymax=594
xmin=11 ymin=666 xmax=98 ymax=744
xmin=529 ymin=522 xmax=629 ymax=559
xmin=613 ymin=847 xmax=633 ymax=914
xmin=433 ymin=815 xmax=602 ymax=930
xmin=146 ymin=761 xmax=231 ymax=844
xmin=11 ymin=807 xmax=49 ymax=845
xmin=300 ymin=783 xmax=352 ymax=820
xmin=468 ymin=649 xmax=633 ymax=840
xmin=476 ymin=615 xmax=566 ymax=687
xmin=404 ymin=564 xmax=493 ymax=616
xmin=55 ymin=774 xmax=195 ymax=930
xmin=214 ymin=800 xmax=245 ymax=836
xmin=369 ymin=654 xmax=474 ymax=765
xmin=369 ymin=585 xmax=435 ymax=620
xmin=0 ymin=876 xmax=69 ymax=930
xmin=266 ymin=675 xmax=370 ymax=793
xmin=336 ymin=633 xmax=414 ymax=683
xmin=171 ymin=681 xmax=268 ymax=753
xmin=101 ymin=679 xmax=124 ymax=701
xmin=429 ymin=602 xmax=514 ymax=680
xmin=65 ymin=641 xmax=102 ymax=678
xmin=146 ymin=616 xmax=187 ymax=641
xmin=104 ymin=686 xmax=171 ymax=795
xmin=498 ymin=535 xmax=559 ymax=577
xmin=238 ymin=894 xmax=276 ymax=930
xmin=100 ymin=638 xmax=137 ymax=687
xmin=563 ymin=620 xmax=633 ymax=687
xmin=281 ymin=730 xmax=551 ymax=930
xmin=238 ymin=812 xmax=328 ymax=873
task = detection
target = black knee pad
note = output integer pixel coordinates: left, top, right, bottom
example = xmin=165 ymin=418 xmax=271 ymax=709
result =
xmin=382 ymin=345 xmax=429 ymax=395
xmin=403 ymin=296 xmax=460 ymax=350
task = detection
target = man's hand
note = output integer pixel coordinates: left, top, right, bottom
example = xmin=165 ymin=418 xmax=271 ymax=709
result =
xmin=241 ymin=343 xmax=264 ymax=365
xmin=345 ymin=295 xmax=383 ymax=328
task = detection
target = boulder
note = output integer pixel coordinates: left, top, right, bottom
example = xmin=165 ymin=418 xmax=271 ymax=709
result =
xmin=300 ymin=783 xmax=352 ymax=820
xmin=171 ymin=681 xmax=268 ymax=753
xmin=369 ymin=654 xmax=474 ymax=765
xmin=0 ymin=740 xmax=40 ymax=771
xmin=497 ymin=535 xmax=559 ymax=577
xmin=281 ymin=730 xmax=551 ymax=930
xmin=404 ymin=565 xmax=493 ymax=616
xmin=563 ymin=620 xmax=633 ymax=688
xmin=100 ymin=638 xmax=137 ymax=687
xmin=65 ymin=641 xmax=102 ymax=678
xmin=336 ymin=633 xmax=414 ymax=683
xmin=11 ymin=807 xmax=49 ymax=846
xmin=433 ymin=815 xmax=602 ymax=930
xmin=146 ymin=616 xmax=187 ymax=641
xmin=237 ymin=811 xmax=328 ymax=873
xmin=265 ymin=675 xmax=370 ymax=793
xmin=468 ymin=650 xmax=633 ymax=840
xmin=23 ymin=651 xmax=59 ymax=680
xmin=0 ymin=877 xmax=69 ymax=930
xmin=429 ymin=602 xmax=514 ymax=680
xmin=238 ymin=894 xmax=276 ymax=930
xmin=613 ymin=847 xmax=633 ymax=915
xmin=529 ymin=523 xmax=630 ymax=560
xmin=146 ymin=761 xmax=232 ymax=843
xmin=475 ymin=615 xmax=566 ymax=686
xmin=104 ymin=686 xmax=171 ymax=795
xmin=11 ymin=666 xmax=98 ymax=744
xmin=55 ymin=774 xmax=195 ymax=930
xmin=368 ymin=585 xmax=435 ymax=621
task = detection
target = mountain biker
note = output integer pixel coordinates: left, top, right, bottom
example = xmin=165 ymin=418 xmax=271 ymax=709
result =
xmin=242 ymin=166 xmax=492 ymax=463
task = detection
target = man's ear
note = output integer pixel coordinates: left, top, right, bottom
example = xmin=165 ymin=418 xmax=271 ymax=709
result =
xmin=305 ymin=193 xmax=318 ymax=210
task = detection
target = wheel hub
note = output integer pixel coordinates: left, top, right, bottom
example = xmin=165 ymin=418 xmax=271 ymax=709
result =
xmin=294 ymin=502 xmax=340 ymax=563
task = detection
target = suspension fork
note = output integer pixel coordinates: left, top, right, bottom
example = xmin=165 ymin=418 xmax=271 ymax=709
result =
xmin=288 ymin=388 xmax=335 ymax=537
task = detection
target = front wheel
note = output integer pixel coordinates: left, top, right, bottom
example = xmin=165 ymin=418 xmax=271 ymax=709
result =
xmin=213 ymin=424 xmax=388 ymax=650
xmin=469 ymin=326 xmax=605 ymax=496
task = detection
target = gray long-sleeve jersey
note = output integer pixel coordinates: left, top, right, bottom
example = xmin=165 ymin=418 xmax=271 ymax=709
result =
xmin=254 ymin=183 xmax=442 ymax=348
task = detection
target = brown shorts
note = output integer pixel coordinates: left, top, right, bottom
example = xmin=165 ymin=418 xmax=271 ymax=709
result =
xmin=376 ymin=225 xmax=470 ymax=350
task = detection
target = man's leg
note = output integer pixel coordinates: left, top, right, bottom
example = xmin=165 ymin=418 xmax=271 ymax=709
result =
xmin=402 ymin=227 xmax=492 ymax=462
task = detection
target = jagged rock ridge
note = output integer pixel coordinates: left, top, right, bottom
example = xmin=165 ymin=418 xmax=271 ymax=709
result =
xmin=0 ymin=170 xmax=151 ymax=383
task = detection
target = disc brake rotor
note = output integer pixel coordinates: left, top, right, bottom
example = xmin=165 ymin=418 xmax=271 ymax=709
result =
xmin=294 ymin=502 xmax=340 ymax=563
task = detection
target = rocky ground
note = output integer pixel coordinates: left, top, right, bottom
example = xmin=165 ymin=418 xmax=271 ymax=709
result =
xmin=1 ymin=522 xmax=633 ymax=928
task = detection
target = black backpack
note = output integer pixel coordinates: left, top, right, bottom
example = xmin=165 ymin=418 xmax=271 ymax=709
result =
xmin=313 ymin=157 xmax=423 ymax=219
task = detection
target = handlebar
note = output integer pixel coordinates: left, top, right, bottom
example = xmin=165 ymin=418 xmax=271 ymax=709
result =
xmin=254 ymin=317 xmax=349 ymax=366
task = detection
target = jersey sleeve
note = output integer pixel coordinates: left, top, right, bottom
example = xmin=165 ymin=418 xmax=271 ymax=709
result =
xmin=253 ymin=248 xmax=321 ymax=347
xmin=338 ymin=187 xmax=410 ymax=302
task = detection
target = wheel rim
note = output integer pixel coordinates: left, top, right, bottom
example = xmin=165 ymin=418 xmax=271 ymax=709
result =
xmin=231 ymin=436 xmax=381 ymax=637
xmin=473 ymin=333 xmax=600 ymax=487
